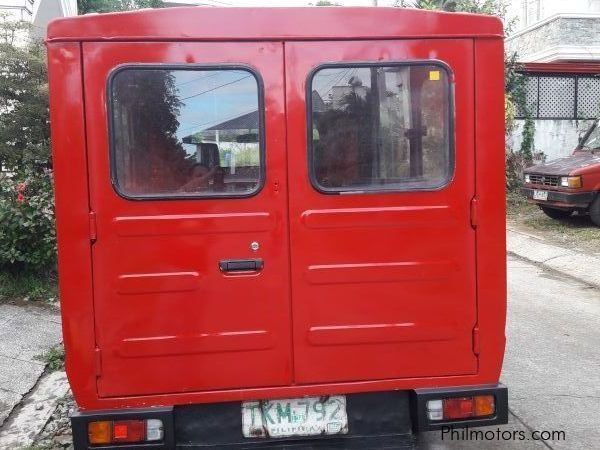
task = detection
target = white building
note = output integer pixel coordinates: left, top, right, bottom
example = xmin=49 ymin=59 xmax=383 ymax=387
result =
xmin=0 ymin=0 xmax=77 ymax=40
xmin=506 ymin=0 xmax=600 ymax=161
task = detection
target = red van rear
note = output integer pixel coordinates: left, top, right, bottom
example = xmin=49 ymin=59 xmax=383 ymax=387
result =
xmin=47 ymin=7 xmax=507 ymax=449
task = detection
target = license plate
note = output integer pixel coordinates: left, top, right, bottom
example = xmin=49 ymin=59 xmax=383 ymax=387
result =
xmin=533 ymin=189 xmax=548 ymax=201
xmin=242 ymin=396 xmax=348 ymax=438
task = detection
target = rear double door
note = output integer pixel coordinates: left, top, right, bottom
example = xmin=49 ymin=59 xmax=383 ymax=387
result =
xmin=84 ymin=38 xmax=477 ymax=398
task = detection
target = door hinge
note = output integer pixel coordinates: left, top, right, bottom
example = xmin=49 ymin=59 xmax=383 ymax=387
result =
xmin=89 ymin=211 xmax=97 ymax=242
xmin=94 ymin=347 xmax=102 ymax=377
xmin=472 ymin=326 xmax=480 ymax=356
xmin=470 ymin=196 xmax=479 ymax=229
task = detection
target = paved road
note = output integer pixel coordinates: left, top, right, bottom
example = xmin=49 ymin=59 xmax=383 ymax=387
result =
xmin=420 ymin=255 xmax=600 ymax=450
xmin=0 ymin=303 xmax=62 ymax=427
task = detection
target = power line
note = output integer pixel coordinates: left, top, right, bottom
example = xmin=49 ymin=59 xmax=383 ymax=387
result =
xmin=323 ymin=68 xmax=353 ymax=97
xmin=180 ymin=75 xmax=252 ymax=101
xmin=174 ymin=71 xmax=223 ymax=88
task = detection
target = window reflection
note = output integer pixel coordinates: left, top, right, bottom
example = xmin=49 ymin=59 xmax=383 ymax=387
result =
xmin=110 ymin=68 xmax=262 ymax=198
xmin=310 ymin=64 xmax=451 ymax=192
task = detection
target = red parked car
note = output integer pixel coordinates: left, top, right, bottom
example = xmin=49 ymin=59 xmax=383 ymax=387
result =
xmin=47 ymin=7 xmax=507 ymax=449
xmin=523 ymin=119 xmax=600 ymax=225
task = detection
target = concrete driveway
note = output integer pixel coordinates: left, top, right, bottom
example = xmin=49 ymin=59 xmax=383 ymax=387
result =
xmin=419 ymin=255 xmax=600 ymax=449
xmin=0 ymin=303 xmax=62 ymax=427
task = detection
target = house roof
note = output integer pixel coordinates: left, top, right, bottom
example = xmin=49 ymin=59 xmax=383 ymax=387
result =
xmin=204 ymin=110 xmax=258 ymax=131
xmin=47 ymin=7 xmax=503 ymax=42
xmin=312 ymin=90 xmax=327 ymax=113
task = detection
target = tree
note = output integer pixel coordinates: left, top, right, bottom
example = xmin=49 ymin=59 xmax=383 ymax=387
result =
xmin=78 ymin=0 xmax=164 ymax=14
xmin=0 ymin=16 xmax=55 ymax=272
xmin=0 ymin=17 xmax=49 ymax=172
xmin=396 ymin=0 xmax=510 ymax=22
xmin=397 ymin=0 xmax=457 ymax=10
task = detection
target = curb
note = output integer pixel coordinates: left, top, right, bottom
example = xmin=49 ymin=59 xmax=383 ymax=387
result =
xmin=507 ymin=228 xmax=600 ymax=289
xmin=0 ymin=370 xmax=69 ymax=448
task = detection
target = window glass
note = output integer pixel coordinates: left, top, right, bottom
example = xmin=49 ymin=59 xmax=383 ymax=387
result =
xmin=309 ymin=64 xmax=452 ymax=192
xmin=110 ymin=68 xmax=262 ymax=198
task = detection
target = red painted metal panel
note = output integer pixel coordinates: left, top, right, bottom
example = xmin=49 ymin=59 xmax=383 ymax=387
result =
xmin=114 ymin=213 xmax=274 ymax=236
xmin=81 ymin=41 xmax=292 ymax=398
xmin=473 ymin=38 xmax=507 ymax=382
xmin=285 ymin=40 xmax=478 ymax=384
xmin=47 ymin=42 xmax=98 ymax=407
xmin=117 ymin=330 xmax=274 ymax=358
xmin=116 ymin=272 xmax=200 ymax=294
xmin=46 ymin=7 xmax=503 ymax=43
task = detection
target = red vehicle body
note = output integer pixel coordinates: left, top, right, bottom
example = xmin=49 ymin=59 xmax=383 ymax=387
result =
xmin=522 ymin=119 xmax=600 ymax=225
xmin=47 ymin=7 xmax=507 ymax=449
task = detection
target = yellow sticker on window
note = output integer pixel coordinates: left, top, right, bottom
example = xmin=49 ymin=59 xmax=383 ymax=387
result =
xmin=429 ymin=70 xmax=440 ymax=81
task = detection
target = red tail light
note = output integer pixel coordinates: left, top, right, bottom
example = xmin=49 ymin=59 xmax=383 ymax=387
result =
xmin=427 ymin=395 xmax=496 ymax=421
xmin=113 ymin=420 xmax=146 ymax=443
xmin=442 ymin=397 xmax=473 ymax=419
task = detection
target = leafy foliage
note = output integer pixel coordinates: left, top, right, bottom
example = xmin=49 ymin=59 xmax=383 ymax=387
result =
xmin=397 ymin=0 xmax=457 ymax=10
xmin=0 ymin=269 xmax=57 ymax=302
xmin=0 ymin=17 xmax=49 ymax=172
xmin=38 ymin=344 xmax=65 ymax=372
xmin=78 ymin=0 xmax=164 ymax=14
xmin=0 ymin=16 xmax=54 ymax=273
xmin=396 ymin=0 xmax=514 ymax=31
xmin=505 ymin=53 xmax=535 ymax=186
xmin=0 ymin=171 xmax=56 ymax=272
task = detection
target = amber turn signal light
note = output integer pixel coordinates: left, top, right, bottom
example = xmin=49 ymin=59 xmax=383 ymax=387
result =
xmin=560 ymin=176 xmax=582 ymax=188
xmin=474 ymin=394 xmax=495 ymax=416
xmin=88 ymin=420 xmax=112 ymax=445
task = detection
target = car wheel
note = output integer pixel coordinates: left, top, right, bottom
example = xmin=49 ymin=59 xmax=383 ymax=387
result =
xmin=590 ymin=195 xmax=600 ymax=227
xmin=540 ymin=206 xmax=573 ymax=220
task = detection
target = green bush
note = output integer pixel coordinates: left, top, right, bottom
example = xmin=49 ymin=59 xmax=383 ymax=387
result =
xmin=0 ymin=171 xmax=56 ymax=272
xmin=41 ymin=343 xmax=65 ymax=372
xmin=0 ymin=270 xmax=57 ymax=301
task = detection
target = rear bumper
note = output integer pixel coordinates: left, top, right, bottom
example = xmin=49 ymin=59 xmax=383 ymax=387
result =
xmin=521 ymin=187 xmax=595 ymax=208
xmin=71 ymin=385 xmax=508 ymax=449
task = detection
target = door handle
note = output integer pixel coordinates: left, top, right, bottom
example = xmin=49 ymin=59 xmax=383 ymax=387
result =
xmin=219 ymin=259 xmax=264 ymax=272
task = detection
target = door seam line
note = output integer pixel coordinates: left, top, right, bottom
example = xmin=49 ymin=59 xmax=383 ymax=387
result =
xmin=282 ymin=41 xmax=297 ymax=385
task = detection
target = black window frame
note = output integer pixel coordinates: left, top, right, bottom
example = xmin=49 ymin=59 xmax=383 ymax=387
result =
xmin=107 ymin=63 xmax=266 ymax=201
xmin=306 ymin=60 xmax=456 ymax=195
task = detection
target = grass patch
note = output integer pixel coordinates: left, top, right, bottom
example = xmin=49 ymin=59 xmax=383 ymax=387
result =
xmin=37 ymin=343 xmax=65 ymax=372
xmin=0 ymin=270 xmax=57 ymax=303
xmin=507 ymin=190 xmax=600 ymax=255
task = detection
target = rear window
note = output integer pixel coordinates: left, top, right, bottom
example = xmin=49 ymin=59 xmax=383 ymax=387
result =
xmin=109 ymin=66 xmax=263 ymax=199
xmin=308 ymin=63 xmax=453 ymax=193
